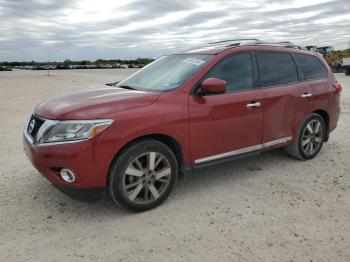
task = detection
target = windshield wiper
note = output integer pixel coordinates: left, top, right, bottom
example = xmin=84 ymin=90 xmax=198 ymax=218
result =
xmin=117 ymin=85 xmax=137 ymax=90
xmin=106 ymin=81 xmax=119 ymax=86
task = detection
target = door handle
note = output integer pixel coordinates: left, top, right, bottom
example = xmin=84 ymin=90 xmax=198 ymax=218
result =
xmin=301 ymin=93 xmax=312 ymax=98
xmin=246 ymin=102 xmax=261 ymax=108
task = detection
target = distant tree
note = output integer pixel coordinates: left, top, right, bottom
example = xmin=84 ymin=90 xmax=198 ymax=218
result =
xmin=0 ymin=57 xmax=155 ymax=67
xmin=63 ymin=59 xmax=72 ymax=65
xmin=135 ymin=58 xmax=154 ymax=65
xmin=95 ymin=59 xmax=105 ymax=65
xmin=80 ymin=60 xmax=90 ymax=65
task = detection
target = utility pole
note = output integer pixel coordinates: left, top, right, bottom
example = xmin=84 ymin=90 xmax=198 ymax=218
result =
xmin=46 ymin=60 xmax=51 ymax=76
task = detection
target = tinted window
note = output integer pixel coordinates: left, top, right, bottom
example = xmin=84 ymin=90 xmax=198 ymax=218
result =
xmin=205 ymin=53 xmax=254 ymax=92
xmin=294 ymin=53 xmax=327 ymax=80
xmin=257 ymin=52 xmax=298 ymax=86
xmin=118 ymin=54 xmax=212 ymax=91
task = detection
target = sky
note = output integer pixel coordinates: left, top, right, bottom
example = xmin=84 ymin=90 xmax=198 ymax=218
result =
xmin=0 ymin=0 xmax=349 ymax=61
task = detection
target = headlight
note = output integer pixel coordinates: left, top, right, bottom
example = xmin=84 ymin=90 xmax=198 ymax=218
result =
xmin=39 ymin=119 xmax=113 ymax=144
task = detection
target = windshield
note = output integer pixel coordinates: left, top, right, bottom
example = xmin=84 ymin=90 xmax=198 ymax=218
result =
xmin=117 ymin=54 xmax=213 ymax=91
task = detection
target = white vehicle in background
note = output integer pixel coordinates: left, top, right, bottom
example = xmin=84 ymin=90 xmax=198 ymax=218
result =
xmin=343 ymin=57 xmax=350 ymax=76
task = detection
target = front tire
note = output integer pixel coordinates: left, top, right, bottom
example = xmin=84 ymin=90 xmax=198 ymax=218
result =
xmin=108 ymin=139 xmax=178 ymax=212
xmin=286 ymin=113 xmax=326 ymax=160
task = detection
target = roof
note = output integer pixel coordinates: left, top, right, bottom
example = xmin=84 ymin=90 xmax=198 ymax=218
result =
xmin=177 ymin=39 xmax=306 ymax=55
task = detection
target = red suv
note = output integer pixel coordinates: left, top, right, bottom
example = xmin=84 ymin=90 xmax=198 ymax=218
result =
xmin=23 ymin=39 xmax=341 ymax=211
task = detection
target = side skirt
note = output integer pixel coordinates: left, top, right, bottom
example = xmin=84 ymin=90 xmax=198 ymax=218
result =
xmin=183 ymin=136 xmax=292 ymax=172
xmin=192 ymin=150 xmax=261 ymax=170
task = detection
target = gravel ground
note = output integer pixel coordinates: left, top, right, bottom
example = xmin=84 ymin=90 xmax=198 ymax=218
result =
xmin=0 ymin=69 xmax=349 ymax=262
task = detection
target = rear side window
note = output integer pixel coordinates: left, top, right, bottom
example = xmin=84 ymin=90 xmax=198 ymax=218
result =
xmin=294 ymin=53 xmax=327 ymax=80
xmin=205 ymin=53 xmax=254 ymax=92
xmin=257 ymin=52 xmax=298 ymax=86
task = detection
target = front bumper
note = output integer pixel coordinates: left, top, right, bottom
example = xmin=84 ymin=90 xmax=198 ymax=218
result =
xmin=23 ymin=134 xmax=111 ymax=190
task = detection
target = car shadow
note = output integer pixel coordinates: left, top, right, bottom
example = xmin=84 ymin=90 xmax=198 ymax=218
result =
xmin=174 ymin=149 xmax=292 ymax=198
xmin=31 ymin=149 xmax=294 ymax=216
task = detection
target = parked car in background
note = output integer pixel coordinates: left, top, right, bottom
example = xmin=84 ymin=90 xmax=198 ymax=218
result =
xmin=23 ymin=39 xmax=341 ymax=211
xmin=342 ymin=57 xmax=350 ymax=76
xmin=0 ymin=66 xmax=12 ymax=71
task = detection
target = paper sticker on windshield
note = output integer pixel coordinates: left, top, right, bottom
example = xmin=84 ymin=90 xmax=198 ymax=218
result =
xmin=183 ymin=58 xmax=205 ymax=66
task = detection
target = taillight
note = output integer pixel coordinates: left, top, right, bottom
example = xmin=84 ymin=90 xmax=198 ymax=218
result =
xmin=333 ymin=83 xmax=342 ymax=93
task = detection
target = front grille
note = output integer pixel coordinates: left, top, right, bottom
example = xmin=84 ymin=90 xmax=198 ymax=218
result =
xmin=27 ymin=114 xmax=45 ymax=139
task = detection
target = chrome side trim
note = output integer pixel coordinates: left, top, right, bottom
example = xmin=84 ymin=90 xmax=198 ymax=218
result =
xmin=194 ymin=144 xmax=262 ymax=164
xmin=262 ymin=136 xmax=292 ymax=148
xmin=194 ymin=136 xmax=292 ymax=164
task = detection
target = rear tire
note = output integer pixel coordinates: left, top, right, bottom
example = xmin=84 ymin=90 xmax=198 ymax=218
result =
xmin=286 ymin=113 xmax=326 ymax=160
xmin=108 ymin=139 xmax=178 ymax=212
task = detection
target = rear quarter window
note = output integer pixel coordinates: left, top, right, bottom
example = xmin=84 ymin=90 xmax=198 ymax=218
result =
xmin=257 ymin=52 xmax=298 ymax=87
xmin=294 ymin=53 xmax=327 ymax=80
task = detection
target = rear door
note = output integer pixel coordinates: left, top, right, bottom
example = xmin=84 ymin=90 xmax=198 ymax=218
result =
xmin=294 ymin=53 xmax=331 ymax=109
xmin=294 ymin=53 xmax=339 ymax=132
xmin=256 ymin=51 xmax=313 ymax=145
xmin=189 ymin=52 xmax=263 ymax=165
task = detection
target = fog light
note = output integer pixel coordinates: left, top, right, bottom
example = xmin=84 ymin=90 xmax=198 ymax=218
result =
xmin=60 ymin=169 xmax=75 ymax=183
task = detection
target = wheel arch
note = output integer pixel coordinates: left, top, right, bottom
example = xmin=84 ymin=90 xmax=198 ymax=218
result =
xmin=312 ymin=109 xmax=330 ymax=141
xmin=107 ymin=133 xmax=184 ymax=187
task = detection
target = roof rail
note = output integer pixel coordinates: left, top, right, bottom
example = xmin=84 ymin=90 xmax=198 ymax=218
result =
xmin=252 ymin=41 xmax=304 ymax=49
xmin=209 ymin=39 xmax=260 ymax=44
xmin=208 ymin=39 xmax=305 ymax=50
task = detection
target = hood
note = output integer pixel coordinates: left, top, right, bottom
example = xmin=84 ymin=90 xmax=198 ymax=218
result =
xmin=34 ymin=85 xmax=159 ymax=120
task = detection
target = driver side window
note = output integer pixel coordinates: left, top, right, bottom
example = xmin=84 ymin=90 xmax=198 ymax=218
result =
xmin=205 ymin=53 xmax=254 ymax=92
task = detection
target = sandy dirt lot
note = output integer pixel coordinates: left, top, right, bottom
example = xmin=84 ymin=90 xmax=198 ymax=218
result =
xmin=0 ymin=69 xmax=349 ymax=262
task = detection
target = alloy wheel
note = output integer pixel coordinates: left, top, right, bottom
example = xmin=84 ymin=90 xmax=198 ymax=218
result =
xmin=122 ymin=152 xmax=172 ymax=204
xmin=301 ymin=119 xmax=323 ymax=156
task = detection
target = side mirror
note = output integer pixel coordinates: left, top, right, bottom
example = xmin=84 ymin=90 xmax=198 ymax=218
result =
xmin=200 ymin=78 xmax=227 ymax=95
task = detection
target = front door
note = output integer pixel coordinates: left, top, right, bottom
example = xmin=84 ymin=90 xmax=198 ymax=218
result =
xmin=189 ymin=52 xmax=263 ymax=165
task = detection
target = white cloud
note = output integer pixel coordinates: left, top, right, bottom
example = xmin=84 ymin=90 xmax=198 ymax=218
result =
xmin=63 ymin=0 xmax=134 ymax=23
xmin=0 ymin=0 xmax=349 ymax=61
